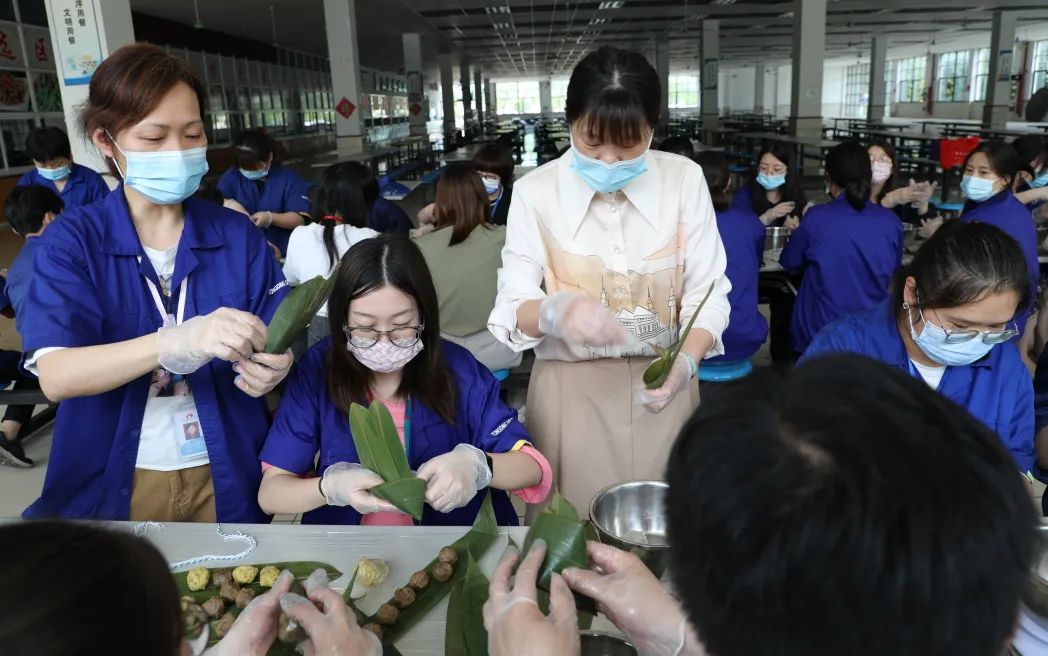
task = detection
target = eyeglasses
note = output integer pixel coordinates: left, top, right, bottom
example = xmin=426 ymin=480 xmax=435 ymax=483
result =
xmin=917 ymin=306 xmax=1018 ymax=344
xmin=870 ymin=156 xmax=892 ymax=165
xmin=342 ymin=324 xmax=424 ymax=348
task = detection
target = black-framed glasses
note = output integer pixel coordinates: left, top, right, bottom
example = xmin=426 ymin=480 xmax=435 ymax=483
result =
xmin=342 ymin=324 xmax=424 ymax=348
xmin=916 ymin=306 xmax=1018 ymax=345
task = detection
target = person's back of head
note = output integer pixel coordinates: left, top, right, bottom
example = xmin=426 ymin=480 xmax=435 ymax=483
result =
xmin=5 ymin=184 xmax=63 ymax=237
xmin=193 ymin=178 xmax=224 ymax=206
xmin=1011 ymin=134 xmax=1046 ymax=173
xmin=434 ymin=163 xmax=491 ymax=246
xmin=312 ymin=163 xmax=371 ymax=268
xmin=665 ymin=354 xmax=1037 ymax=656
xmin=341 ymin=161 xmax=380 ymax=208
xmin=0 ymin=520 xmax=183 ymax=656
xmin=656 ymin=136 xmax=695 ymax=159
xmin=694 ymin=151 xmax=730 ymax=212
xmin=826 ymin=140 xmax=873 ymax=211
xmin=233 ymin=129 xmax=275 ymax=170
xmin=26 ymin=127 xmax=72 ymax=166
xmin=471 ymin=143 xmax=515 ymax=189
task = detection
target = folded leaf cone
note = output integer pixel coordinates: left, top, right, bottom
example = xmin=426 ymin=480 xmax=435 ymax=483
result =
xmin=348 ymin=401 xmax=427 ymax=520
xmin=643 ymin=282 xmax=716 ymax=389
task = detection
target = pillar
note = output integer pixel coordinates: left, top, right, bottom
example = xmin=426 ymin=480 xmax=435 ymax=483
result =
xmin=539 ymin=80 xmax=553 ymax=117
xmin=789 ymin=0 xmax=826 ymax=140
xmin=459 ymin=57 xmax=474 ymax=128
xmin=656 ymin=38 xmax=670 ymax=121
xmin=754 ymin=63 xmax=766 ymax=114
xmin=868 ymin=37 xmax=888 ymax=121
xmin=474 ymin=66 xmax=484 ymax=125
xmin=44 ymin=0 xmax=134 ymax=172
xmin=982 ymin=11 xmax=1017 ymax=129
xmin=323 ymin=0 xmax=364 ymax=153
xmin=402 ymin=33 xmax=427 ymax=137
xmin=488 ymin=81 xmax=497 ymax=117
xmin=483 ymin=77 xmax=492 ymax=119
xmin=701 ymin=20 xmax=720 ymax=131
xmin=439 ymin=53 xmax=456 ymax=140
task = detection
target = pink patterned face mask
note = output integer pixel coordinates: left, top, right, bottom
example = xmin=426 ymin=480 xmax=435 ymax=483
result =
xmin=347 ymin=339 xmax=424 ymax=373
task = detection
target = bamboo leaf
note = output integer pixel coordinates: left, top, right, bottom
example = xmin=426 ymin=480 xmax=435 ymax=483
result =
xmin=548 ymin=490 xmax=579 ymax=522
xmin=370 ymin=492 xmax=499 ymax=644
xmin=445 ymin=553 xmax=490 ymax=656
xmin=369 ymin=400 xmax=413 ymax=479
xmin=349 ymin=401 xmax=428 ymax=519
xmin=372 ymin=477 xmax=427 ymax=521
xmin=349 ymin=403 xmax=386 ymax=477
xmin=643 ymin=282 xmax=716 ymax=389
xmin=265 ymin=270 xmax=338 ymax=354
xmin=522 ymin=492 xmax=596 ymax=617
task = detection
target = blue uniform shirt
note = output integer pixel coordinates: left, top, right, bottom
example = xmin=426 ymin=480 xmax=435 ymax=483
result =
xmin=709 ymin=205 xmax=768 ymax=362
xmin=7 ymin=236 xmax=38 ymax=333
xmin=367 ymin=197 xmax=413 ymax=235
xmin=260 ymin=338 xmax=532 ymax=526
xmin=17 ymin=163 xmax=109 ymax=210
xmin=20 ymin=189 xmax=289 ymax=522
xmin=802 ymin=300 xmax=1035 ymax=472
xmin=961 ymin=190 xmax=1038 ymax=335
xmin=780 ymin=196 xmax=903 ymax=353
xmin=217 ymin=164 xmax=312 ymax=256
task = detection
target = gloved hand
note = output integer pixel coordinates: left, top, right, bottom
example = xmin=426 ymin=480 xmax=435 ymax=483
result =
xmin=417 ymin=443 xmax=492 ymax=513
xmin=483 ymin=540 xmax=581 ymax=656
xmin=251 ymin=211 xmax=274 ymax=228
xmin=538 ymin=292 xmax=630 ymax=346
xmin=279 ymin=568 xmax=382 ymax=656
xmin=320 ymin=462 xmax=402 ymax=515
xmin=203 ymin=569 xmax=293 ymax=656
xmin=233 ymin=351 xmax=293 ymax=398
xmin=759 ymin=201 xmax=794 ymax=225
xmin=919 ymin=216 xmax=944 ymax=240
xmin=157 ymin=308 xmax=268 ymax=374
xmin=782 ymin=215 xmax=800 ymax=231
xmin=563 ymin=542 xmax=697 ymax=656
xmin=639 ymin=353 xmax=695 ymax=414
xmin=224 ymin=199 xmax=249 ymax=216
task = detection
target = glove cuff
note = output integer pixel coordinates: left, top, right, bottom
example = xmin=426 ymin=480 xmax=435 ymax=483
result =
xmin=680 ymin=353 xmax=699 ymax=380
xmin=454 ymin=443 xmax=492 ymax=491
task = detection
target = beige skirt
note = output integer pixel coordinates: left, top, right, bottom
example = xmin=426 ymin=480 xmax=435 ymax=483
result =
xmin=525 ymin=357 xmax=700 ymax=519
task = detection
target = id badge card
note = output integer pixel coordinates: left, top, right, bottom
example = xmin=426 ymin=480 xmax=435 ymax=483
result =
xmin=173 ymin=400 xmax=208 ymax=461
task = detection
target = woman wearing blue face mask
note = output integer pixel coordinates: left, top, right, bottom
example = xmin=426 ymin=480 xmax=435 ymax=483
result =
xmin=17 ymin=126 xmax=110 ymax=210
xmin=957 ymin=140 xmax=1038 ymax=338
xmin=489 ymin=46 xmax=731 ymax=514
xmin=801 ymin=220 xmax=1034 ymax=475
xmin=18 ymin=44 xmax=294 ymax=523
xmin=731 ymin=142 xmax=808 ymax=227
xmin=1013 ymin=135 xmax=1048 ymax=223
xmin=216 ymin=129 xmax=312 ymax=258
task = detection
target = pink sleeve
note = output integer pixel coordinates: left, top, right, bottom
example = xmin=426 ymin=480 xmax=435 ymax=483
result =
xmin=511 ymin=444 xmax=553 ymax=504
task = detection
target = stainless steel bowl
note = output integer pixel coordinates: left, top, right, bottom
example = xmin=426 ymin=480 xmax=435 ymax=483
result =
xmin=579 ymin=631 xmax=638 ymax=656
xmin=589 ymin=481 xmax=670 ymax=578
xmin=1024 ymin=524 xmax=1048 ymax=619
xmin=765 ymin=226 xmax=792 ymax=251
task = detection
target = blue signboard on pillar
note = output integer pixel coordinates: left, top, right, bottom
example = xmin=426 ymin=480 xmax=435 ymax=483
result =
xmin=49 ymin=0 xmax=103 ymax=85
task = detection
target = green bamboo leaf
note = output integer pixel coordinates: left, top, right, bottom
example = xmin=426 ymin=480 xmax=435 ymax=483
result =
xmin=371 ymin=492 xmax=499 ymax=644
xmin=174 ymin=561 xmax=342 ymax=601
xmin=369 ymin=400 xmax=413 ymax=479
xmin=548 ymin=490 xmax=579 ymax=522
xmin=349 ymin=402 xmax=428 ymax=519
xmin=522 ymin=513 xmax=589 ymax=589
xmin=349 ymin=403 xmax=387 ymax=477
xmin=372 ymin=477 xmax=427 ymax=521
xmin=445 ymin=553 xmax=490 ymax=656
xmin=643 ymin=282 xmax=716 ymax=389
xmin=265 ymin=270 xmax=339 ymax=354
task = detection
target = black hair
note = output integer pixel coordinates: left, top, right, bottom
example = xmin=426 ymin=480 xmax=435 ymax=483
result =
xmin=340 ymin=161 xmax=381 ymax=208
xmin=964 ymin=140 xmax=1021 ymax=190
xmin=326 ymin=234 xmax=455 ymax=422
xmin=750 ymin=141 xmax=807 ymax=215
xmin=867 ymin=139 xmax=899 ymax=203
xmin=666 ymin=354 xmax=1037 ymax=656
xmin=694 ymin=151 xmax=731 ymax=212
xmin=193 ymin=178 xmax=224 ymax=206
xmin=656 ymin=136 xmax=695 ymax=159
xmin=1011 ymin=134 xmax=1046 ymax=174
xmin=565 ymin=47 xmax=660 ymax=148
xmin=5 ymin=185 xmax=63 ymax=237
xmin=232 ymin=129 xmax=275 ymax=170
xmin=470 ymin=143 xmax=515 ymax=189
xmin=0 ymin=520 xmax=183 ymax=656
xmin=26 ymin=127 xmax=72 ymax=163
xmin=312 ymin=163 xmax=370 ymax=269
xmin=890 ymin=220 xmax=1030 ymax=318
xmin=826 ymin=141 xmax=872 ymax=211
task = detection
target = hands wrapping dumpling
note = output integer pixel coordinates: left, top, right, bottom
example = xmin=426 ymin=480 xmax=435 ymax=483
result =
xmin=417 ymin=443 xmax=492 ymax=513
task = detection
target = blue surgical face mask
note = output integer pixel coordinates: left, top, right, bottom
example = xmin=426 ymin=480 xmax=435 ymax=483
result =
xmin=907 ymin=305 xmax=996 ymax=366
xmin=36 ymin=164 xmax=71 ymax=181
xmin=1031 ymin=170 xmax=1048 ymax=189
xmin=756 ymin=173 xmax=786 ymax=190
xmin=108 ymin=133 xmax=209 ymax=205
xmin=481 ymin=176 xmax=500 ymax=195
xmin=961 ymin=175 xmax=998 ymax=202
xmin=570 ymin=135 xmax=652 ymax=193
xmin=240 ymin=166 xmax=269 ymax=181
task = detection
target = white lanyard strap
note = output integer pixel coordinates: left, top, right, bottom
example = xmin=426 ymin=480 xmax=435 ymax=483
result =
xmin=145 ymin=275 xmax=188 ymax=325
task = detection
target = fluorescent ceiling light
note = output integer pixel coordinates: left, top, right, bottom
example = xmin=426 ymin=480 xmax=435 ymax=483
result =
xmin=598 ymin=1 xmax=624 ymax=9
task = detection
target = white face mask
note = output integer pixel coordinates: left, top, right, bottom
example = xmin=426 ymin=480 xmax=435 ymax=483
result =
xmin=346 ymin=338 xmax=423 ymax=373
xmin=871 ymin=161 xmax=893 ymax=184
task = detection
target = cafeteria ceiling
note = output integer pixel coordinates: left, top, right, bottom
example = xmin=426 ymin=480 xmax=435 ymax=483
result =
xmin=130 ymin=0 xmax=1048 ymax=77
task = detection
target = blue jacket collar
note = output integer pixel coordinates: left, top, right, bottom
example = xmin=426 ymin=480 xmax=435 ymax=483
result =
xmin=963 ymin=189 xmax=1013 ymax=215
xmin=101 ymin=189 xmax=225 ymax=257
xmin=873 ymin=299 xmax=994 ymax=370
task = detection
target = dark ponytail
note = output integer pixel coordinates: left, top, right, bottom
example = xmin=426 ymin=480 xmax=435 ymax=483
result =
xmin=827 ymin=141 xmax=872 ymax=212
xmin=312 ymin=163 xmax=369 ymax=269
xmin=695 ymin=151 xmax=731 ymax=212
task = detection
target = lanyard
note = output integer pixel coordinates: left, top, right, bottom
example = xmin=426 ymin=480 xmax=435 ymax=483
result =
xmin=144 ymin=274 xmax=188 ymax=326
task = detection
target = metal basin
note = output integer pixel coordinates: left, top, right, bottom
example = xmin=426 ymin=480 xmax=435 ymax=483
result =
xmin=579 ymin=632 xmax=638 ymax=656
xmin=765 ymin=226 xmax=792 ymax=251
xmin=1024 ymin=524 xmax=1048 ymax=619
xmin=589 ymin=481 xmax=670 ymax=578
xmin=1037 ymin=225 xmax=1048 ymax=254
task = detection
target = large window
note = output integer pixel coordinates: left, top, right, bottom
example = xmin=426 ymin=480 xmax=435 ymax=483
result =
xmin=843 ymin=63 xmax=869 ymax=118
xmin=936 ymin=50 xmax=971 ymax=102
xmin=895 ymin=56 xmax=927 ymax=103
xmin=550 ymin=79 xmax=568 ymax=114
xmin=495 ymin=81 xmax=541 ymax=115
xmin=972 ymin=48 xmax=991 ymax=102
xmin=669 ymin=74 xmax=699 ymax=109
xmin=1032 ymin=40 xmax=1048 ymax=96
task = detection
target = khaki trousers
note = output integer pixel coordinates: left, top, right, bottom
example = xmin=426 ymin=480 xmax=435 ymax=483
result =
xmin=129 ymin=464 xmax=217 ymax=522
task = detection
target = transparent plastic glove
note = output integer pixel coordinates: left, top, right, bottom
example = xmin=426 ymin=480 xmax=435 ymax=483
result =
xmin=639 ymin=354 xmax=694 ymax=414
xmin=759 ymin=201 xmax=794 ymax=225
xmin=919 ymin=216 xmax=943 ymax=240
xmin=157 ymin=308 xmax=268 ymax=375
xmin=279 ymin=570 xmax=381 ymax=656
xmin=483 ymin=541 xmax=581 ymax=656
xmin=233 ymin=350 xmax=293 ymax=398
xmin=538 ymin=292 xmax=630 ymax=346
xmin=224 ymin=198 xmax=249 ymax=216
xmin=782 ymin=215 xmax=800 ymax=231
xmin=320 ymin=462 xmax=401 ymax=515
xmin=563 ymin=542 xmax=695 ymax=656
xmin=250 ymin=211 xmax=274 ymax=229
xmin=417 ymin=443 xmax=492 ymax=513
xmin=203 ymin=569 xmax=293 ymax=656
